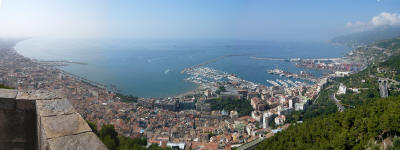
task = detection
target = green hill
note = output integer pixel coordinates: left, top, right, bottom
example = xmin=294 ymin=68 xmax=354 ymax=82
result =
xmin=256 ymin=96 xmax=400 ymax=150
xmin=257 ymin=37 xmax=400 ymax=149
xmin=331 ymin=27 xmax=400 ymax=47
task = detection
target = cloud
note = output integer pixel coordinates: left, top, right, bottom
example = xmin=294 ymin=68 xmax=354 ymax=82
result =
xmin=346 ymin=12 xmax=400 ymax=32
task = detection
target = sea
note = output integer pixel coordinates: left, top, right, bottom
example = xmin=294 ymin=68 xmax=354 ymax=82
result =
xmin=15 ymin=38 xmax=350 ymax=98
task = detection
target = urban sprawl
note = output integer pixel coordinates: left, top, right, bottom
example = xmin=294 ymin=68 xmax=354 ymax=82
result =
xmin=0 ymin=41 xmax=370 ymax=150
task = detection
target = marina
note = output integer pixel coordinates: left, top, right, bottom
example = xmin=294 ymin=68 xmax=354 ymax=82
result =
xmin=267 ymin=69 xmax=318 ymax=82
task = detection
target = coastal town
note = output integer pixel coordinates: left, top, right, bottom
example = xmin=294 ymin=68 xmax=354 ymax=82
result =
xmin=0 ymin=39 xmax=365 ymax=150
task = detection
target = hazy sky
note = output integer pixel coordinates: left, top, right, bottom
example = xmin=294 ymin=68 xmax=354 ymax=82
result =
xmin=0 ymin=0 xmax=399 ymax=41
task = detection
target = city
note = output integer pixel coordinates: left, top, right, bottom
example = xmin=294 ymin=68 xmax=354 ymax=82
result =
xmin=0 ymin=38 xmax=367 ymax=149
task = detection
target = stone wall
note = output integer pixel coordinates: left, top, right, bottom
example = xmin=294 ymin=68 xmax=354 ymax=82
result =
xmin=0 ymin=89 xmax=37 ymax=150
xmin=0 ymin=89 xmax=107 ymax=150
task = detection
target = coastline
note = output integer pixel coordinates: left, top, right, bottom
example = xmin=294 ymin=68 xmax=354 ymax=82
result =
xmin=175 ymin=84 xmax=204 ymax=98
xmin=13 ymin=39 xmax=199 ymax=99
xmin=12 ymin=38 xmax=350 ymax=99
xmin=13 ymin=40 xmax=109 ymax=91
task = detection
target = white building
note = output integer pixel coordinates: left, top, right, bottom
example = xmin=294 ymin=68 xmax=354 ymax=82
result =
xmin=295 ymin=102 xmax=306 ymax=111
xmin=263 ymin=111 xmax=273 ymax=129
xmin=166 ymin=142 xmax=185 ymax=150
xmin=316 ymin=78 xmax=328 ymax=92
xmin=274 ymin=115 xmax=286 ymax=125
xmin=251 ymin=111 xmax=262 ymax=122
xmin=337 ymin=83 xmax=347 ymax=95
xmin=335 ymin=71 xmax=350 ymax=77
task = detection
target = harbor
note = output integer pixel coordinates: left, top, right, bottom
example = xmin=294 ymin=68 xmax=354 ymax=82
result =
xmin=267 ymin=69 xmax=318 ymax=82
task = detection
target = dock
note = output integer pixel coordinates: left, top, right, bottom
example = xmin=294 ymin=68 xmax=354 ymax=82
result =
xmin=181 ymin=54 xmax=247 ymax=73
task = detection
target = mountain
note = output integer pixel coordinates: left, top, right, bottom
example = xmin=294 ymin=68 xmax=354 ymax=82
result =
xmin=331 ymin=26 xmax=400 ymax=47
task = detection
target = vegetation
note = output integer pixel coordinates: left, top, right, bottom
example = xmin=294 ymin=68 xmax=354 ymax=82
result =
xmin=87 ymin=121 xmax=169 ymax=150
xmin=336 ymin=52 xmax=400 ymax=107
xmin=208 ymin=97 xmax=253 ymax=117
xmin=331 ymin=27 xmax=400 ymax=47
xmin=257 ymin=96 xmax=400 ymax=150
xmin=388 ymin=136 xmax=400 ymax=150
xmin=285 ymin=82 xmax=337 ymax=123
xmin=382 ymin=54 xmax=400 ymax=78
xmin=259 ymin=37 xmax=400 ymax=149
xmin=215 ymin=85 xmax=226 ymax=95
xmin=376 ymin=37 xmax=400 ymax=51
xmin=0 ymin=83 xmax=14 ymax=89
xmin=116 ymin=93 xmax=139 ymax=103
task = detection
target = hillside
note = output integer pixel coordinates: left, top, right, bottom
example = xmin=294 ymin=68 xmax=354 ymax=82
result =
xmin=257 ymin=37 xmax=400 ymax=149
xmin=286 ymin=37 xmax=400 ymax=124
xmin=256 ymin=96 xmax=400 ymax=150
xmin=331 ymin=27 xmax=400 ymax=47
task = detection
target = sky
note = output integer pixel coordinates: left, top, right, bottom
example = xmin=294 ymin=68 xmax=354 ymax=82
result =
xmin=0 ymin=0 xmax=399 ymax=41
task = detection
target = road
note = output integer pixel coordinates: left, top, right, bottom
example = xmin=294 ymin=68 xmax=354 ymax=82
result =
xmin=331 ymin=93 xmax=345 ymax=112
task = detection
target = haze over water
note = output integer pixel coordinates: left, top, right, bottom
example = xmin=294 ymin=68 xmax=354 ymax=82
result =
xmin=2 ymin=0 xmax=397 ymax=97
xmin=16 ymin=38 xmax=349 ymax=98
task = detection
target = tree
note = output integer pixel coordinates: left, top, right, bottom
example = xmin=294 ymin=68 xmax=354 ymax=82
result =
xmin=100 ymin=125 xmax=120 ymax=150
xmin=87 ymin=120 xmax=99 ymax=136
xmin=86 ymin=122 xmax=169 ymax=150
xmin=256 ymin=96 xmax=400 ymax=150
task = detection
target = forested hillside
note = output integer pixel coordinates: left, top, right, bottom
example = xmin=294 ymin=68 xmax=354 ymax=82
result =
xmin=331 ymin=27 xmax=400 ymax=47
xmin=256 ymin=96 xmax=400 ymax=150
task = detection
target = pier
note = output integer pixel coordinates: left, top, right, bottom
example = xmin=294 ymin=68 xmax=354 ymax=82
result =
xmin=250 ymin=56 xmax=288 ymax=61
xmin=181 ymin=54 xmax=247 ymax=73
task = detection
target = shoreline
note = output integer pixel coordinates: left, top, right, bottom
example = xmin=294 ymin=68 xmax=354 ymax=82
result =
xmin=13 ymin=39 xmax=201 ymax=99
xmin=12 ymin=38 xmax=351 ymax=99
xmin=12 ymin=39 xmax=109 ymax=90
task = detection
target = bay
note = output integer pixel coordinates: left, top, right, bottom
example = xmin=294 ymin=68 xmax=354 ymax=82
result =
xmin=15 ymin=38 xmax=349 ymax=98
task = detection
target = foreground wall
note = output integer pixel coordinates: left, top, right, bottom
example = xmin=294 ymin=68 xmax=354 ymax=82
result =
xmin=0 ymin=89 xmax=37 ymax=150
xmin=0 ymin=89 xmax=107 ymax=150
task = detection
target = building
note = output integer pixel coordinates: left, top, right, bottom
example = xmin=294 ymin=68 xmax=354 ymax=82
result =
xmin=334 ymin=71 xmax=350 ymax=77
xmin=295 ymin=102 xmax=306 ymax=111
xmin=230 ymin=110 xmax=239 ymax=120
xmin=274 ymin=115 xmax=286 ymax=125
xmin=316 ymin=77 xmax=328 ymax=92
xmin=251 ymin=111 xmax=262 ymax=122
xmin=166 ymin=142 xmax=185 ymax=150
xmin=378 ymin=79 xmax=389 ymax=98
xmin=262 ymin=111 xmax=273 ymax=129
xmin=250 ymin=97 xmax=265 ymax=111
xmin=204 ymin=89 xmax=212 ymax=97
xmin=191 ymin=142 xmax=218 ymax=150
xmin=237 ymin=89 xmax=248 ymax=99
xmin=337 ymin=83 xmax=346 ymax=95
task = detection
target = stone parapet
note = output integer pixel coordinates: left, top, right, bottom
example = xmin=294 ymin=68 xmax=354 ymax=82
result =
xmin=0 ymin=89 xmax=107 ymax=150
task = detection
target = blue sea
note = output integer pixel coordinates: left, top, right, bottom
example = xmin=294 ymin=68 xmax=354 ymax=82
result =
xmin=15 ymin=38 xmax=350 ymax=98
